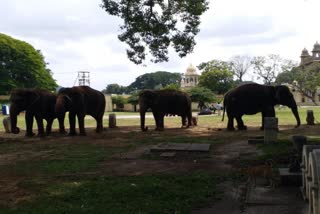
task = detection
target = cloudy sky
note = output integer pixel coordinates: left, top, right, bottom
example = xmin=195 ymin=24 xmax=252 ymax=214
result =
xmin=1 ymin=0 xmax=320 ymax=90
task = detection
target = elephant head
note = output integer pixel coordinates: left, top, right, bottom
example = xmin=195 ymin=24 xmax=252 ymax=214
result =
xmin=274 ymin=85 xmax=301 ymax=128
xmin=9 ymin=89 xmax=40 ymax=134
xmin=139 ymin=90 xmax=157 ymax=131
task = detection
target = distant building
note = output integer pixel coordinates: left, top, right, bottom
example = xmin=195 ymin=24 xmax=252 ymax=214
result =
xmin=180 ymin=64 xmax=200 ymax=89
xmin=290 ymin=41 xmax=320 ymax=105
xmin=300 ymin=41 xmax=320 ymax=65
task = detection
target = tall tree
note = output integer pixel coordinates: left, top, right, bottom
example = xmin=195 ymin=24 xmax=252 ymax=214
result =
xmin=229 ymin=55 xmax=251 ymax=82
xmin=101 ymin=0 xmax=209 ymax=64
xmin=292 ymin=63 xmax=320 ymax=104
xmin=275 ymin=60 xmax=298 ymax=85
xmin=197 ymin=60 xmax=234 ymax=94
xmin=251 ymin=54 xmax=291 ymax=85
xmin=0 ymin=33 xmax=57 ymax=94
xmin=275 ymin=60 xmax=320 ymax=104
xmin=128 ymin=71 xmax=182 ymax=91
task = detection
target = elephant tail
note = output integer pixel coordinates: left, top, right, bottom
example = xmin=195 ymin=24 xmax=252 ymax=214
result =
xmin=222 ymin=98 xmax=226 ymax=122
xmin=222 ymin=106 xmax=225 ymax=121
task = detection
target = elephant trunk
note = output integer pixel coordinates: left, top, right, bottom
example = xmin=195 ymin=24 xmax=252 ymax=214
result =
xmin=291 ymin=106 xmax=301 ymax=128
xmin=9 ymin=105 xmax=20 ymax=134
xmin=140 ymin=107 xmax=148 ymax=132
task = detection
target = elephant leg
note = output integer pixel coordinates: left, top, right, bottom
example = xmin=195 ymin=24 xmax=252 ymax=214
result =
xmin=69 ymin=112 xmax=77 ymax=136
xmin=158 ymin=114 xmax=165 ymax=131
xmin=46 ymin=118 xmax=53 ymax=135
xmin=154 ymin=113 xmax=164 ymax=131
xmin=260 ymin=112 xmax=265 ymax=130
xmin=227 ymin=115 xmax=235 ymax=131
xmin=152 ymin=112 xmax=160 ymax=130
xmin=58 ymin=114 xmax=66 ymax=134
xmin=78 ymin=114 xmax=86 ymax=136
xmin=95 ymin=114 xmax=104 ymax=133
xmin=181 ymin=115 xmax=187 ymax=128
xmin=236 ymin=116 xmax=247 ymax=130
xmin=25 ymin=112 xmax=35 ymax=137
xmin=96 ymin=117 xmax=103 ymax=133
xmin=187 ymin=113 xmax=192 ymax=127
xmin=35 ymin=115 xmax=45 ymax=137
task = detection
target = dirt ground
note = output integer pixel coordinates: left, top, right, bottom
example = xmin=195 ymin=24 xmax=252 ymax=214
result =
xmin=0 ymin=124 xmax=318 ymax=212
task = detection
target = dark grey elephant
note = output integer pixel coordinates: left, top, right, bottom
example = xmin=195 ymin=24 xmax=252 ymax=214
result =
xmin=222 ymin=83 xmax=301 ymax=130
xmin=9 ymin=88 xmax=66 ymax=137
xmin=55 ymin=86 xmax=106 ymax=136
xmin=139 ymin=89 xmax=192 ymax=131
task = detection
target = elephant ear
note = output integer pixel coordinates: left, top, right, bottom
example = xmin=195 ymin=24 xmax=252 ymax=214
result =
xmin=274 ymin=85 xmax=291 ymax=105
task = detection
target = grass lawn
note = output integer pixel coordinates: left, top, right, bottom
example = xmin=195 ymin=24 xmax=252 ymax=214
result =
xmin=1 ymin=106 xmax=320 ymax=132
xmin=0 ymin=106 xmax=319 ymax=213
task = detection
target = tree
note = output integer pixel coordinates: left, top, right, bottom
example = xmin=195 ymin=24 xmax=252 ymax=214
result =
xmin=186 ymin=86 xmax=215 ymax=110
xmin=293 ymin=62 xmax=320 ymax=104
xmin=127 ymin=90 xmax=140 ymax=112
xmin=0 ymin=33 xmax=57 ymax=94
xmin=101 ymin=0 xmax=209 ymax=64
xmin=197 ymin=60 xmax=234 ymax=94
xmin=163 ymin=83 xmax=181 ymax=90
xmin=275 ymin=60 xmax=320 ymax=104
xmin=112 ymin=95 xmax=127 ymax=111
xmin=102 ymin=83 xmax=127 ymax=94
xmin=128 ymin=71 xmax=182 ymax=91
xmin=251 ymin=55 xmax=295 ymax=85
xmin=229 ymin=55 xmax=251 ymax=82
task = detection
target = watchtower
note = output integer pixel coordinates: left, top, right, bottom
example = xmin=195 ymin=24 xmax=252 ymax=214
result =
xmin=78 ymin=71 xmax=90 ymax=86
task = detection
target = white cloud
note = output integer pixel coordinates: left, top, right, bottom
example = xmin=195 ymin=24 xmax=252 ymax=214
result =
xmin=1 ymin=0 xmax=320 ymax=90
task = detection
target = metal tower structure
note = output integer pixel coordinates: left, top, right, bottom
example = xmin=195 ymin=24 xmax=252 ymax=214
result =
xmin=77 ymin=71 xmax=90 ymax=86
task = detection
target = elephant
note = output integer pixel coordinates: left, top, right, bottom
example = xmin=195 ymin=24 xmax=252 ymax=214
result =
xmin=9 ymin=88 xmax=66 ymax=137
xmin=139 ymin=89 xmax=192 ymax=131
xmin=222 ymin=83 xmax=301 ymax=131
xmin=55 ymin=86 xmax=106 ymax=136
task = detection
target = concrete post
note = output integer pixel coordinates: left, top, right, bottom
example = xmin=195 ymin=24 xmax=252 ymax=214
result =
xmin=108 ymin=113 xmax=117 ymax=128
xmin=3 ymin=116 xmax=11 ymax=133
xmin=264 ymin=117 xmax=278 ymax=144
xmin=306 ymin=110 xmax=315 ymax=125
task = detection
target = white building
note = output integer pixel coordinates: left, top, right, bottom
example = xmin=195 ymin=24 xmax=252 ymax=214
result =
xmin=180 ymin=64 xmax=200 ymax=89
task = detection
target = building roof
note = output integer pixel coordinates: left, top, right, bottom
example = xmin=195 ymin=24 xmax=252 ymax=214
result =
xmin=185 ymin=64 xmax=199 ymax=76
xmin=312 ymin=41 xmax=320 ymax=52
xmin=301 ymin=48 xmax=310 ymax=57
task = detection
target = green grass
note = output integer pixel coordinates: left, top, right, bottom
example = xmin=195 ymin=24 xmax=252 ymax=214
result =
xmin=1 ymin=106 xmax=320 ymax=132
xmin=0 ymin=172 xmax=227 ymax=214
xmin=1 ymin=106 xmax=320 ymax=213
xmin=0 ymin=141 xmax=130 ymax=176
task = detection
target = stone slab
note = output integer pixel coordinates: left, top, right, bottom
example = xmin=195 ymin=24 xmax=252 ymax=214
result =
xmin=248 ymin=139 xmax=264 ymax=144
xmin=151 ymin=143 xmax=211 ymax=153
xmin=279 ymin=168 xmax=302 ymax=186
xmin=246 ymin=186 xmax=303 ymax=205
xmin=245 ymin=186 xmax=308 ymax=214
xmin=188 ymin=144 xmax=211 ymax=152
xmin=160 ymin=152 xmax=176 ymax=157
